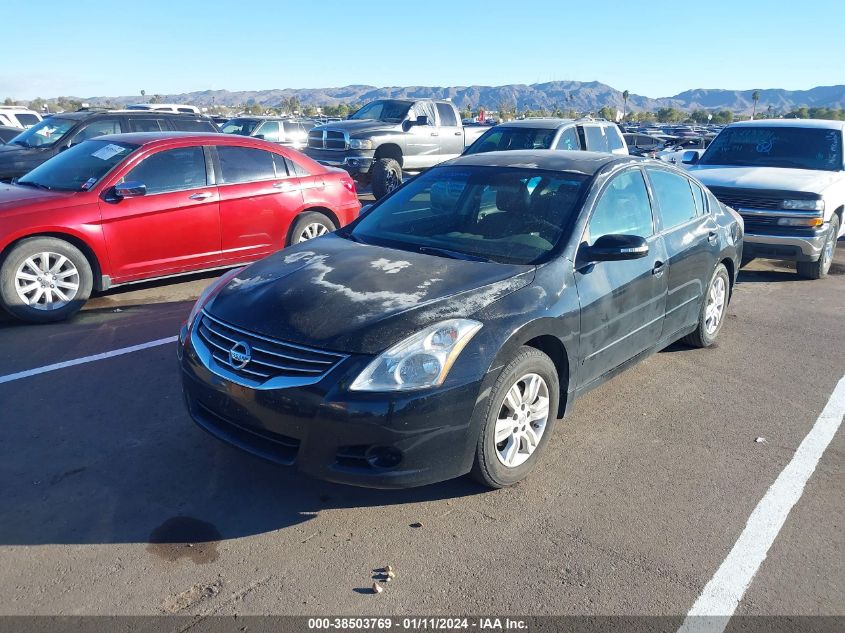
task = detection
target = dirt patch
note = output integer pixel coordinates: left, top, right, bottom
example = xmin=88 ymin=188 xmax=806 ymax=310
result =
xmin=147 ymin=516 xmax=221 ymax=564
xmin=161 ymin=579 xmax=222 ymax=613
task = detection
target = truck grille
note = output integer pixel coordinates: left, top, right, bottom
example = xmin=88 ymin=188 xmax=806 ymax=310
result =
xmin=196 ymin=311 xmax=347 ymax=383
xmin=307 ymin=129 xmax=347 ymax=150
xmin=709 ymin=188 xmax=785 ymax=211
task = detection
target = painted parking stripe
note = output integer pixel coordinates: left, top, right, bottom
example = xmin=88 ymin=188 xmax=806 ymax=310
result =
xmin=678 ymin=372 xmax=845 ymax=633
xmin=0 ymin=336 xmax=178 ymax=385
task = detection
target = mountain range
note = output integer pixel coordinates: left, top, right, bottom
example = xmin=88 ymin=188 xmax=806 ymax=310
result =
xmin=73 ymin=81 xmax=845 ymax=113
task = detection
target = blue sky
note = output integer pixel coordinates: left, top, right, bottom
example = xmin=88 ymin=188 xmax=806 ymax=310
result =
xmin=1 ymin=0 xmax=841 ymax=100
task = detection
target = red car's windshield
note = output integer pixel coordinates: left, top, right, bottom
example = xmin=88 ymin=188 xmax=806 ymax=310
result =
xmin=17 ymin=140 xmax=139 ymax=192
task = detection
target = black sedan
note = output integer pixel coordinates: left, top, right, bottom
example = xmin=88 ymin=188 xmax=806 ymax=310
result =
xmin=178 ymin=151 xmax=743 ymax=489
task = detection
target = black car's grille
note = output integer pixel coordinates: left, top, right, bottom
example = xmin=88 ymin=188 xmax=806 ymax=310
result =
xmin=307 ymin=129 xmax=347 ymax=150
xmin=710 ymin=190 xmax=785 ymax=211
xmin=197 ymin=311 xmax=346 ymax=383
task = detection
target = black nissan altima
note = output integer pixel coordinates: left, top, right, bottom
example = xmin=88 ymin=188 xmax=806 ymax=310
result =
xmin=178 ymin=150 xmax=743 ymax=489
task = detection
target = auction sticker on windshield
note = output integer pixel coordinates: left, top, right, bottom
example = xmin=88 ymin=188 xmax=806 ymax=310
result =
xmin=92 ymin=144 xmax=127 ymax=161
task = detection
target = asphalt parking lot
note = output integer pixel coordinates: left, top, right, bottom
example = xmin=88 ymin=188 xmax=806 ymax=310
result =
xmin=0 ymin=242 xmax=842 ymax=622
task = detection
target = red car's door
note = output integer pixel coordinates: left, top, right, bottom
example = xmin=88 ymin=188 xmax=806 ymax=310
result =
xmin=215 ymin=145 xmax=305 ymax=263
xmin=99 ymin=145 xmax=221 ymax=282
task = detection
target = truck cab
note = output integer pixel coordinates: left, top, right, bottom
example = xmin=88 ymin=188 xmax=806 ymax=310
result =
xmin=303 ymin=99 xmax=486 ymax=199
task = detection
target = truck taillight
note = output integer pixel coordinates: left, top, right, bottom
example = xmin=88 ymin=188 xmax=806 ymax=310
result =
xmin=341 ymin=176 xmax=356 ymax=195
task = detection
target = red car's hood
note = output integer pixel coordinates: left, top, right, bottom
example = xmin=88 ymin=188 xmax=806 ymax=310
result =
xmin=0 ymin=183 xmax=74 ymax=212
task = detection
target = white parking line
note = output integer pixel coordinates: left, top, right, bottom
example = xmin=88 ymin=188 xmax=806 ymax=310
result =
xmin=0 ymin=336 xmax=178 ymax=385
xmin=678 ymin=372 xmax=845 ymax=633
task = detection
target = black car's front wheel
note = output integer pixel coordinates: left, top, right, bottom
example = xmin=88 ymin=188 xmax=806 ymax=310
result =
xmin=682 ymin=262 xmax=730 ymax=348
xmin=471 ymin=346 xmax=560 ymax=488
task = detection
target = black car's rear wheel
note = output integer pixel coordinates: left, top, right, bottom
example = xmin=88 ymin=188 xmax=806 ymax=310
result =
xmin=471 ymin=346 xmax=559 ymax=488
xmin=682 ymin=263 xmax=730 ymax=348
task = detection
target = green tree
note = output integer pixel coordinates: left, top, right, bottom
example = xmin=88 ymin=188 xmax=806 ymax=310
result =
xmin=3 ymin=97 xmax=16 ymax=106
xmin=140 ymin=89 xmax=146 ymax=99
xmin=497 ymin=100 xmax=515 ymax=121
xmin=751 ymin=90 xmax=760 ymax=119
xmin=622 ymin=90 xmax=630 ymax=120
xmin=29 ymin=97 xmax=47 ymax=112
xmin=689 ymin=109 xmax=711 ymax=124
xmin=598 ymin=106 xmax=616 ymax=121
xmin=656 ymin=107 xmax=685 ymax=123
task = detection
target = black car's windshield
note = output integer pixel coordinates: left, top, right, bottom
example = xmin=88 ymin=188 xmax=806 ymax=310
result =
xmin=348 ymin=166 xmax=589 ymax=265
xmin=9 ymin=117 xmax=75 ymax=148
xmin=464 ymin=127 xmax=558 ymax=155
xmin=699 ymin=126 xmax=844 ymax=171
xmin=220 ymin=119 xmax=260 ymax=136
xmin=349 ymin=100 xmax=412 ymax=123
xmin=17 ymin=140 xmax=138 ymax=191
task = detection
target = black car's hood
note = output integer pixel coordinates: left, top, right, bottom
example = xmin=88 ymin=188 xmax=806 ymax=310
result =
xmin=206 ymin=234 xmax=534 ymax=354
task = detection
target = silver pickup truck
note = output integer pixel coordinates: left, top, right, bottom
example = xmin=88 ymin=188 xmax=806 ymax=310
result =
xmin=303 ymin=99 xmax=487 ymax=199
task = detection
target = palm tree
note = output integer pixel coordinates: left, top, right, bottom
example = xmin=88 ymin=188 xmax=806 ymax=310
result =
xmin=751 ymin=90 xmax=761 ymax=119
xmin=622 ymin=90 xmax=630 ymax=120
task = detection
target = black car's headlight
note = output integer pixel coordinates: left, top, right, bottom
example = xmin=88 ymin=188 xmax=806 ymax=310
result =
xmin=185 ymin=267 xmax=244 ymax=332
xmin=350 ymin=319 xmax=482 ymax=392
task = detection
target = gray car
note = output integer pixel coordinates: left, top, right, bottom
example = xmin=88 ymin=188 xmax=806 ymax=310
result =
xmin=221 ymin=117 xmax=317 ymax=150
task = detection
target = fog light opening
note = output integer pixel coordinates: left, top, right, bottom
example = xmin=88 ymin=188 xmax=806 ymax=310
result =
xmin=365 ymin=446 xmax=403 ymax=469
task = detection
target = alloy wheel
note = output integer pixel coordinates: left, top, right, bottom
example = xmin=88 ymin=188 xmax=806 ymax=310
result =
xmin=494 ymin=373 xmax=551 ymax=468
xmin=298 ymin=223 xmax=329 ymax=242
xmin=14 ymin=252 xmax=80 ymax=311
xmin=704 ymin=275 xmax=727 ymax=335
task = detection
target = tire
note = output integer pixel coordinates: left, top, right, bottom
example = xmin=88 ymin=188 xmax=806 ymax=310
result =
xmin=682 ymin=263 xmax=730 ymax=348
xmin=0 ymin=236 xmax=93 ymax=323
xmin=471 ymin=346 xmax=560 ymax=489
xmin=371 ymin=157 xmax=402 ymax=200
xmin=288 ymin=212 xmax=336 ymax=246
xmin=796 ymin=215 xmax=839 ymax=280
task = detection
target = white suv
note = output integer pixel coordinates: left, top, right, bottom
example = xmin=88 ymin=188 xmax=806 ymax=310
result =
xmin=464 ymin=117 xmax=628 ymax=156
xmin=0 ymin=107 xmax=43 ymax=129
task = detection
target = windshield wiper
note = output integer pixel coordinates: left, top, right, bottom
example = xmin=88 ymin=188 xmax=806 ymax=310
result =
xmin=16 ymin=180 xmax=51 ymax=190
xmin=10 ymin=140 xmax=32 ymax=148
xmin=418 ymin=246 xmax=490 ymax=262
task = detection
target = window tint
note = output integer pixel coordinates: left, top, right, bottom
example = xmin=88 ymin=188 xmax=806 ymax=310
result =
xmin=436 ymin=103 xmax=458 ymax=127
xmin=690 ymin=181 xmax=707 ymax=215
xmin=177 ymin=107 xmax=195 ymax=113
xmin=607 ymin=127 xmax=625 ymax=151
xmin=582 ymin=126 xmax=610 ymax=152
xmin=72 ymin=119 xmax=123 ymax=145
xmin=129 ymin=118 xmax=165 ymax=132
xmin=587 ymin=170 xmax=653 ymax=244
xmin=125 ymin=146 xmax=207 ymax=194
xmin=646 ymin=169 xmax=699 ymax=228
xmin=217 ymin=146 xmax=276 ymax=183
xmin=466 ymin=127 xmax=557 ymax=154
xmin=556 ymin=127 xmax=580 ymax=151
xmin=257 ymin=121 xmax=281 ymax=142
xmin=284 ymin=156 xmax=310 ymax=176
xmin=173 ymin=118 xmax=217 ymax=132
xmin=16 ymin=113 xmax=40 ymax=127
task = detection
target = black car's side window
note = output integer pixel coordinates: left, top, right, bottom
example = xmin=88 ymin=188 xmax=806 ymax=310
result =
xmin=217 ymin=146 xmax=277 ymax=184
xmin=125 ymin=146 xmax=208 ymax=194
xmin=586 ymin=170 xmax=654 ymax=245
xmin=646 ymin=168 xmax=699 ymax=229
xmin=129 ymin=118 xmax=165 ymax=132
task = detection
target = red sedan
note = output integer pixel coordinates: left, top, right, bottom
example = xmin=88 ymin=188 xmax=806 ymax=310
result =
xmin=0 ymin=132 xmax=360 ymax=322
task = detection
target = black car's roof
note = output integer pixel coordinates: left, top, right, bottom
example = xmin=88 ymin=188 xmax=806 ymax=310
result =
xmin=50 ymin=110 xmax=209 ymax=121
xmin=447 ymin=150 xmax=636 ymax=175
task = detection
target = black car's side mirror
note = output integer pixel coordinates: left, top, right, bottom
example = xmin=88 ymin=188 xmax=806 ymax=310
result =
xmin=682 ymin=150 xmax=700 ymax=165
xmin=585 ymin=234 xmax=649 ymax=262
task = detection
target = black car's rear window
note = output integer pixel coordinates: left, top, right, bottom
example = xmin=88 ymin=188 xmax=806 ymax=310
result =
xmin=348 ymin=166 xmax=589 ymax=265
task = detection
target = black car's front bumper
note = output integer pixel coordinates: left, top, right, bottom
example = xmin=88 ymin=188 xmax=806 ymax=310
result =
xmin=179 ymin=324 xmax=486 ymax=488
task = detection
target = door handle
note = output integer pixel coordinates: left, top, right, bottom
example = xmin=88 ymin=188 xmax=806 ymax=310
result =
xmin=652 ymin=261 xmax=666 ymax=277
xmin=273 ymin=182 xmax=293 ymax=191
xmin=708 ymin=231 xmax=718 ymax=243
xmin=454 ymin=131 xmax=462 ymax=136
xmin=189 ymin=192 xmax=213 ymax=200
xmin=430 ymin=132 xmax=439 ymax=137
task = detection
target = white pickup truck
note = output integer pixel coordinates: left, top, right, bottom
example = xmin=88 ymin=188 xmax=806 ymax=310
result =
xmin=686 ymin=119 xmax=844 ymax=278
